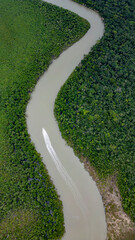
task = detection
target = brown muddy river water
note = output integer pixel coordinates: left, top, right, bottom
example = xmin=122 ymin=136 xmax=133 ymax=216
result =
xmin=26 ymin=0 xmax=107 ymax=239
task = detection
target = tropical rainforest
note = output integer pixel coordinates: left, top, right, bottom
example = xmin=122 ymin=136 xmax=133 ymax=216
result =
xmin=55 ymin=0 xmax=135 ymax=223
xmin=0 ymin=0 xmax=89 ymax=239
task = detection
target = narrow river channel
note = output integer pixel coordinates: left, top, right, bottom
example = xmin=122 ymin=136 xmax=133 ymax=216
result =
xmin=26 ymin=0 xmax=107 ymax=239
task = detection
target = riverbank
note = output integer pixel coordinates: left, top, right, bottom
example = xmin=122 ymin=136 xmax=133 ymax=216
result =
xmin=81 ymin=157 xmax=135 ymax=240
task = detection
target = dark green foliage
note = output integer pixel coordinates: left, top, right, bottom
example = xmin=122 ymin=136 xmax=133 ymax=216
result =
xmin=55 ymin=0 xmax=135 ymax=221
xmin=0 ymin=0 xmax=89 ymax=238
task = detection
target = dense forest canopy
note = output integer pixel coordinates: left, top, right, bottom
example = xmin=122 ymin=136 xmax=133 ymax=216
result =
xmin=55 ymin=0 xmax=135 ymax=221
xmin=0 ymin=0 xmax=89 ymax=238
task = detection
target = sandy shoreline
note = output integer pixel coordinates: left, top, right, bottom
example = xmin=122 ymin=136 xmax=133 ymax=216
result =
xmin=81 ymin=157 xmax=135 ymax=240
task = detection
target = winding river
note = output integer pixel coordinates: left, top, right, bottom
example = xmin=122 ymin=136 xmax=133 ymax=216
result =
xmin=26 ymin=0 xmax=107 ymax=239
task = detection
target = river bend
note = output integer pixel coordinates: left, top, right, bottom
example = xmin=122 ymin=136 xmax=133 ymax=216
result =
xmin=26 ymin=0 xmax=106 ymax=239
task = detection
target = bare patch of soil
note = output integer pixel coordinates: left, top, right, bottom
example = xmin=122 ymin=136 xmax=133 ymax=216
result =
xmin=80 ymin=157 xmax=135 ymax=240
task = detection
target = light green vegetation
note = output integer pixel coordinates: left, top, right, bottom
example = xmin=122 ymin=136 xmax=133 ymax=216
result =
xmin=55 ymin=0 xmax=135 ymax=222
xmin=0 ymin=0 xmax=89 ymax=239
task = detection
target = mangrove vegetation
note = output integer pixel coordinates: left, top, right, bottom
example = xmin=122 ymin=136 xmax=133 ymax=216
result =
xmin=55 ymin=0 xmax=135 ymax=222
xmin=0 ymin=0 xmax=89 ymax=239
